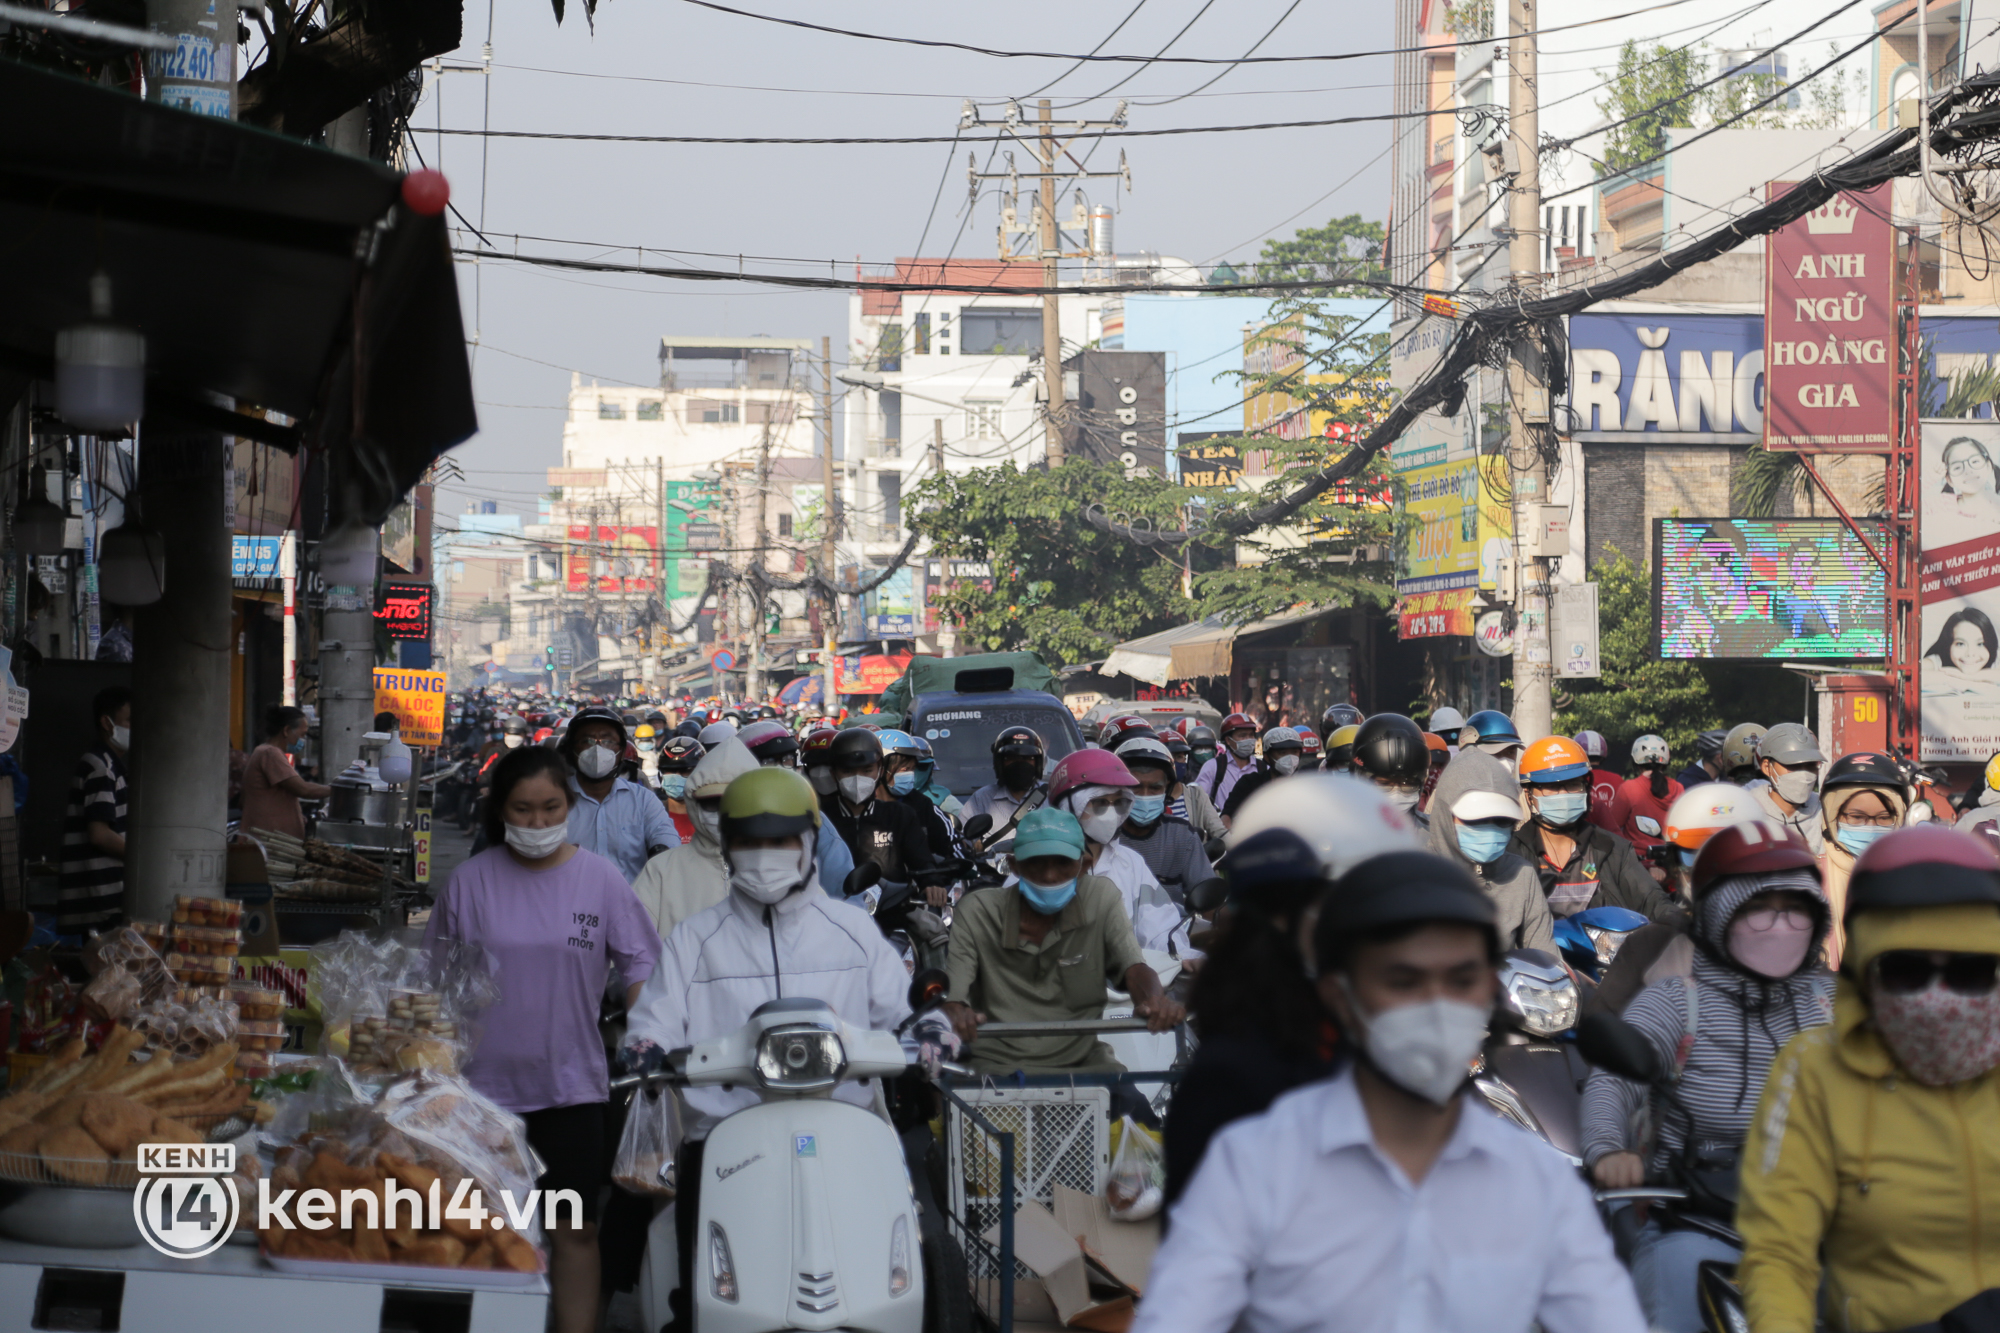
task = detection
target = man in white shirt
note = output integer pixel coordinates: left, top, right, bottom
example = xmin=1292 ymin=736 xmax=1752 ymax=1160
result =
xmin=1137 ymin=848 xmax=1644 ymax=1333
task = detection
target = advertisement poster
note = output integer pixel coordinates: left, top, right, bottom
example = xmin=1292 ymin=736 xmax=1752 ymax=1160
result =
xmin=563 ymin=524 xmax=659 ymax=592
xmin=1393 ymin=456 xmax=1512 ymax=638
xmin=372 ymin=668 xmax=447 ymax=747
xmin=1920 ymin=420 xmax=2000 ymax=760
xmin=1654 ymin=518 xmax=1886 ymax=660
xmin=1763 ymin=182 xmax=1896 ymax=452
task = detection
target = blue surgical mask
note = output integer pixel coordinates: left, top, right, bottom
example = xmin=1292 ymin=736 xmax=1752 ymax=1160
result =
xmin=1836 ymin=822 xmax=1891 ymax=856
xmin=1127 ymin=794 xmax=1166 ymax=826
xmin=660 ymin=775 xmax=687 ymax=800
xmin=1174 ymin=762 xmax=1190 ymax=783
xmin=890 ymin=771 xmax=918 ymax=797
xmin=1455 ymin=823 xmax=1511 ymax=865
xmin=1018 ymin=876 xmax=1078 ymax=915
xmin=1534 ymin=792 xmax=1589 ymax=827
xmin=1678 ymin=847 xmax=1698 ymax=867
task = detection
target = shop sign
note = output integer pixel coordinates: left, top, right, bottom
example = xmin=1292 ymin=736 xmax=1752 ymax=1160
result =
xmin=1763 ymin=182 xmax=1896 ymax=452
xmin=1473 ymin=610 xmax=1516 ymax=657
xmin=1919 ymin=419 xmax=2000 ymax=759
xmin=372 ymin=668 xmax=446 ymax=747
xmin=563 ymin=524 xmax=659 ymax=592
xmin=231 ymin=535 xmax=282 ymax=581
xmin=1394 ymin=455 xmax=1512 ymax=598
xmin=1397 ymin=588 xmax=1477 ymax=639
xmin=373 ymin=583 xmax=433 ymax=641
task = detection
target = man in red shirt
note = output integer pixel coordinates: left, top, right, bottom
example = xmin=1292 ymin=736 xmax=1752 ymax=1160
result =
xmin=1606 ymin=734 xmax=1683 ymax=880
xmin=1574 ymin=731 xmax=1624 ymax=832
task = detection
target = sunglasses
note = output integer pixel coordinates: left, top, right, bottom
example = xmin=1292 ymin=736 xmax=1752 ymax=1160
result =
xmin=1874 ymin=951 xmax=2000 ymax=996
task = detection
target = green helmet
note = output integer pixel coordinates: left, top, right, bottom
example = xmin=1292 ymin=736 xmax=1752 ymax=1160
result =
xmin=719 ymin=766 xmax=822 ymax=842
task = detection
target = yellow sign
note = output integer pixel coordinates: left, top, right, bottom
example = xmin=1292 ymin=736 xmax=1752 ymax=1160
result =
xmin=413 ymin=809 xmax=432 ymax=885
xmin=372 ymin=668 xmax=447 ymax=747
xmin=1395 ymin=456 xmax=1512 ymax=596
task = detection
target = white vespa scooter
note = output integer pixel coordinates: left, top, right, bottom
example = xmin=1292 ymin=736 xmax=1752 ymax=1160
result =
xmin=626 ymin=997 xmax=955 ymax=1333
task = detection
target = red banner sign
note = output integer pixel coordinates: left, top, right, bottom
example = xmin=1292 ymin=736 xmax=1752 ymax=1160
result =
xmin=564 ymin=524 xmax=660 ymax=591
xmin=1763 ymin=181 xmax=1896 ymax=453
xmin=1397 ymin=588 xmax=1476 ymax=639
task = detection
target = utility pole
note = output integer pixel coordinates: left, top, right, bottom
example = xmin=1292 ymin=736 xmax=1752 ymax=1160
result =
xmin=1506 ymin=0 xmax=1553 ymax=739
xmin=651 ymin=456 xmax=664 ymax=697
xmin=932 ymin=416 xmax=946 ymax=475
xmin=1037 ymin=100 xmax=1065 ymax=466
xmin=747 ymin=414 xmax=774 ymax=703
xmin=820 ymin=336 xmax=840 ymax=715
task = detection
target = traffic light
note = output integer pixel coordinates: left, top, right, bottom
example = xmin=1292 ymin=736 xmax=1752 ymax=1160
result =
xmin=545 ymin=645 xmax=557 ymax=674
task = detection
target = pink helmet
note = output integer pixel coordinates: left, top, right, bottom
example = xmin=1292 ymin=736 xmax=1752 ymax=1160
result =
xmin=1046 ymin=749 xmax=1137 ymax=802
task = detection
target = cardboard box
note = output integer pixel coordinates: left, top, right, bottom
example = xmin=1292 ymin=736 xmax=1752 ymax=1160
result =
xmin=988 ymin=1192 xmax=1161 ymax=1333
xmin=1053 ymin=1184 xmax=1159 ymax=1296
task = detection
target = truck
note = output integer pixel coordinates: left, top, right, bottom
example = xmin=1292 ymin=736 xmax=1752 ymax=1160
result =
xmin=871 ymin=652 xmax=1084 ymax=798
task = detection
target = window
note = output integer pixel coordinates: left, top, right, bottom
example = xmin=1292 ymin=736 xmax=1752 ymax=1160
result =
xmin=881 ymin=391 xmax=902 ymax=445
xmin=597 ymin=400 xmax=624 ymax=420
xmin=877 ymin=324 xmax=904 ymax=372
xmin=913 ymin=312 xmax=931 ymax=355
xmin=965 ymin=400 xmax=1003 ymax=440
xmin=960 ymin=308 xmax=1040 ymax=355
xmin=636 ymin=400 xmax=664 ymax=421
xmin=878 ymin=471 xmax=902 ymax=529
xmin=685 ymin=399 xmax=740 ymax=424
xmin=778 ymin=513 xmax=794 ymax=538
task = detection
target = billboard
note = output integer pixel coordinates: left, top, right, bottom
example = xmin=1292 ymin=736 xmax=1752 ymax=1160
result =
xmin=1763 ymin=183 xmax=1896 ymax=453
xmin=372 ymin=668 xmax=447 ymax=747
xmin=1394 ymin=456 xmax=1512 ymax=595
xmin=373 ymin=583 xmax=433 ymax=641
xmin=564 ymin=524 xmax=659 ymax=592
xmin=1653 ymin=518 xmax=1887 ymax=660
xmin=1920 ymin=420 xmax=2000 ymax=760
xmin=1569 ymin=313 xmax=1766 ymax=438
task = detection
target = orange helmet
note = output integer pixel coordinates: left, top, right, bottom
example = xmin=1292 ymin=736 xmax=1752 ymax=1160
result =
xmin=1518 ymin=736 xmax=1591 ymax=785
xmin=1423 ymin=731 xmax=1451 ymax=767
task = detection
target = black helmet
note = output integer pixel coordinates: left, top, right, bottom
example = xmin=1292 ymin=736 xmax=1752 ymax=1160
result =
xmin=501 ymin=715 xmax=528 ymax=736
xmin=1321 ymin=703 xmax=1364 ymax=734
xmin=644 ymin=710 xmax=670 ymax=731
xmin=1821 ymin=750 xmax=1902 ymax=793
xmin=659 ymin=736 xmax=705 ymax=773
xmin=1315 ymin=850 xmax=1498 ymax=973
xmin=1353 ymin=714 xmax=1429 ymax=786
xmin=1184 ymin=724 xmax=1217 ymax=751
xmin=1220 ymin=828 xmax=1325 ymax=919
xmin=562 ymin=705 xmax=628 ymax=752
xmin=829 ymin=728 xmax=885 ymax=773
xmin=991 ymin=725 xmax=1046 ymax=783
xmin=1163 ymin=731 xmax=1191 ymax=759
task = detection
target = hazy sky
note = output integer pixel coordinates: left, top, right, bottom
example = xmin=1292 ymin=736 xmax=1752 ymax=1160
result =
xmin=420 ymin=0 xmax=1884 ymax=525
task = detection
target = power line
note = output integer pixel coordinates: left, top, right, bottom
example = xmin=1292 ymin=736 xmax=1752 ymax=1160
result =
xmin=1013 ymin=0 xmax=1151 ymax=101
xmin=1060 ymin=0 xmax=1218 ymax=107
xmin=1138 ymin=0 xmax=1304 ymax=108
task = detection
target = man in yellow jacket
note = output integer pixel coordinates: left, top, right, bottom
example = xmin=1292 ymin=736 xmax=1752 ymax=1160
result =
xmin=1739 ymin=823 xmax=2000 ymax=1333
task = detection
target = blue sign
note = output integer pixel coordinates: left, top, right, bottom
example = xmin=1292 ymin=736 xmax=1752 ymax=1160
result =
xmin=231 ymin=535 xmax=282 ymax=580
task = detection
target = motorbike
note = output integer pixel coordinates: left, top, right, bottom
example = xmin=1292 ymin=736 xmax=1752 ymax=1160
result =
xmin=620 ymin=994 xmax=972 ymax=1333
xmin=1554 ymin=905 xmax=1650 ymax=980
xmin=1471 ymin=948 xmax=1591 ymax=1165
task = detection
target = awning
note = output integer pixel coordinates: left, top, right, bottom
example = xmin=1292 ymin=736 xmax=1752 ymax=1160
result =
xmin=1102 ymin=617 xmax=1234 ymax=686
xmin=1396 ymin=588 xmax=1478 ymax=638
xmin=1103 ymin=607 xmax=1338 ymax=684
xmin=2 ymin=63 xmax=475 ymax=527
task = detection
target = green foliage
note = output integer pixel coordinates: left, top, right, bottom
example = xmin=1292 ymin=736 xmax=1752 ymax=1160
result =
xmin=906 ymin=461 xmax=1207 ymax=666
xmin=1252 ymin=214 xmax=1387 ymax=295
xmin=1555 ymin=547 xmax=1806 ymax=758
xmin=1442 ymin=0 xmax=1491 ymax=40
xmin=1596 ymin=40 xmax=1709 ymax=177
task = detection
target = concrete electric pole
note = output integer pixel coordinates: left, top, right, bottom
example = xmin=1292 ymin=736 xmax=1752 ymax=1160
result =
xmin=820 ymin=336 xmax=840 ymax=714
xmin=1506 ymin=0 xmax=1554 ymax=740
xmin=1037 ymin=100 xmax=1065 ymax=466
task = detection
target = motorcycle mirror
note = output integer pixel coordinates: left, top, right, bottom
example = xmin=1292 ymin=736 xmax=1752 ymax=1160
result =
xmin=844 ymin=861 xmax=883 ymax=896
xmin=1576 ymin=1010 xmax=1663 ymax=1084
xmin=1185 ymin=877 xmax=1230 ymax=914
xmin=1203 ymin=838 xmax=1228 ymax=861
xmin=962 ymin=813 xmax=994 ymax=841
xmin=908 ymin=967 xmax=950 ymax=1012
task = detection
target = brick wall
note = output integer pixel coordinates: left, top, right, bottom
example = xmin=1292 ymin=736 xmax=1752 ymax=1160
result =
xmin=1583 ymin=444 xmax=1645 ymax=569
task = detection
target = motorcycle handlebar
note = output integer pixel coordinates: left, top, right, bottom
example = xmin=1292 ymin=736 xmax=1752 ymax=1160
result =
xmin=1593 ymin=1187 xmax=1690 ymax=1204
xmin=971 ymin=1017 xmax=1154 ymax=1036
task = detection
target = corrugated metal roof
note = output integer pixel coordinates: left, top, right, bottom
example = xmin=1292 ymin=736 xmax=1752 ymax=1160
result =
xmin=659 ymin=336 xmax=813 ymax=350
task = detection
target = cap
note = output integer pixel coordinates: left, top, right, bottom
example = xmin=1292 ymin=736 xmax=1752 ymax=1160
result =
xmin=1452 ymin=790 xmax=1523 ymax=823
xmin=1012 ymin=807 xmax=1088 ymax=862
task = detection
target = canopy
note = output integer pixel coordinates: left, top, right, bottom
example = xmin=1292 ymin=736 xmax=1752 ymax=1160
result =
xmin=1104 ymin=607 xmax=1339 ymax=684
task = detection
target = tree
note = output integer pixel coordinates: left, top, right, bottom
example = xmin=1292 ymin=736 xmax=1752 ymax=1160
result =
xmin=1252 ymin=214 xmax=1387 ymax=296
xmin=1556 ymin=547 xmax=1804 ymax=759
xmin=906 ymin=461 xmax=1207 ymax=666
xmin=1595 ymin=40 xmax=1709 ymax=177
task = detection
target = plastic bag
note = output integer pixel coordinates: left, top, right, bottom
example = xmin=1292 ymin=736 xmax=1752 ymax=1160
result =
xmin=312 ymin=929 xmax=498 ymax=1079
xmin=611 ymin=1081 xmax=680 ymax=1198
xmin=1105 ymin=1115 xmax=1164 ymax=1221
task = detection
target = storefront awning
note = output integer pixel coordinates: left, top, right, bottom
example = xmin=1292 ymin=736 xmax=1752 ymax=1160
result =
xmin=1103 ymin=607 xmax=1339 ymax=684
xmin=1396 ymin=588 xmax=1478 ymax=638
xmin=1101 ymin=617 xmax=1235 ymax=686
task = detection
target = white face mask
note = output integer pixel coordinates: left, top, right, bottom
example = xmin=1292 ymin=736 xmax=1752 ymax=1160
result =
xmin=502 ymin=734 xmax=524 ymax=749
xmin=729 ymin=842 xmax=812 ymax=905
xmin=1343 ymin=985 xmax=1489 ymax=1106
xmin=1771 ymin=769 xmax=1817 ymax=806
xmin=1230 ymin=736 xmax=1257 ymax=759
xmin=1273 ymin=754 xmax=1300 ymax=775
xmin=691 ymin=804 xmax=723 ymax=847
xmin=839 ymin=774 xmax=877 ymax=805
xmin=111 ymin=725 xmax=130 ymax=751
xmin=576 ymin=743 xmax=618 ymax=780
xmin=806 ymin=767 xmax=837 ymax=797
xmin=1079 ymin=807 xmax=1124 ymax=844
xmin=504 ymin=821 xmax=567 ymax=860
xmin=1380 ymin=787 xmax=1421 ymax=814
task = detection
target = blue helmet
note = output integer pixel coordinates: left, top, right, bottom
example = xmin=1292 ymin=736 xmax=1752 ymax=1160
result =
xmin=909 ymin=734 xmax=937 ymax=790
xmin=1461 ymin=710 xmax=1523 ymax=748
xmin=876 ymin=728 xmax=920 ymax=758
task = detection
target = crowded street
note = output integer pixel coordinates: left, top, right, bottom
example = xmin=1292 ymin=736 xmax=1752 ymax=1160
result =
xmin=12 ymin=0 xmax=2000 ymax=1330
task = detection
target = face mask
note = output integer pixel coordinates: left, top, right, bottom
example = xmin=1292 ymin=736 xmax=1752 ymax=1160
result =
xmin=1871 ymin=981 xmax=2000 ymax=1086
xmin=1191 ymin=748 xmax=1217 ymax=769
xmin=1079 ymin=807 xmax=1124 ymax=845
xmin=1836 ymin=822 xmax=1892 ymax=856
xmin=1343 ymin=984 xmax=1489 ymax=1106
xmin=660 ymin=775 xmax=687 ymax=800
xmin=839 ymin=774 xmax=877 ymax=805
xmin=691 ymin=804 xmax=723 ymax=846
xmin=1381 ymin=788 xmax=1421 ymax=814
xmin=504 ymin=821 xmax=567 ymax=859
xmin=1273 ymin=755 xmax=1300 ymax=775
xmin=111 ymin=725 xmax=130 ymax=751
xmin=1534 ymin=792 xmax=1588 ymax=827
xmin=1018 ymin=876 xmax=1077 ymax=915
xmin=806 ymin=767 xmax=837 ymax=797
xmin=1127 ymin=794 xmax=1165 ymax=826
xmin=502 ymin=735 xmax=524 ymax=749
xmin=1678 ymin=846 xmax=1698 ymax=867
xmin=638 ymin=740 xmax=656 ymax=753
xmin=1455 ymin=822 xmax=1511 ymax=865
xmin=1230 ymin=736 xmax=1257 ymax=759
xmin=1727 ymin=910 xmax=1816 ymax=979
xmin=1174 ymin=762 xmax=1190 ymax=783
xmin=729 ymin=844 xmax=811 ymax=905
xmin=1771 ymin=770 xmax=1818 ymax=806
xmin=999 ymin=760 xmax=1040 ymax=790
xmin=576 ymin=744 xmax=619 ymax=780
xmin=890 ymin=771 xmax=918 ymax=797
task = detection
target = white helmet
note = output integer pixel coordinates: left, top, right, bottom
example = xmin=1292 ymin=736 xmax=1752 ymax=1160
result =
xmin=697 ymin=721 xmax=736 ymax=748
xmin=1227 ymin=772 xmax=1425 ymax=878
xmin=1429 ymin=706 xmax=1467 ymax=736
xmin=1631 ymin=734 xmax=1671 ymax=767
xmin=1664 ymin=781 xmax=1760 ymax=850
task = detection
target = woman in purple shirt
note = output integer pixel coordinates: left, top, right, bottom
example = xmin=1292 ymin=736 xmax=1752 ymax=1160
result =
xmin=425 ymin=746 xmax=659 ymax=1333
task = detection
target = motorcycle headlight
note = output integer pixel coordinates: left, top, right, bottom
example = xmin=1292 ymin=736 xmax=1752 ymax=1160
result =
xmin=1583 ymin=924 xmax=1637 ymax=967
xmin=1504 ymin=971 xmax=1579 ymax=1037
xmin=755 ymin=1024 xmax=847 ymax=1091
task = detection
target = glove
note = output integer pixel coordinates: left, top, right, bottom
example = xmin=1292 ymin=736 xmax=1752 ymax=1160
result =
xmin=619 ymin=1038 xmax=668 ymax=1077
xmin=908 ymin=1009 xmax=962 ymax=1080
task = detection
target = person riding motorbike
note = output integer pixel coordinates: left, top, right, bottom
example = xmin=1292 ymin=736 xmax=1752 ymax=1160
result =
xmin=1193 ymin=712 xmax=1262 ymax=815
xmin=1112 ymin=737 xmax=1214 ymax=912
xmin=1420 ymin=732 xmax=1450 ymax=809
xmin=1738 ymin=824 xmax=2000 ymax=1333
xmin=1351 ymin=713 xmax=1429 ymax=823
xmin=1745 ymin=722 xmax=1826 ymax=853
xmin=629 ymin=737 xmax=758 ymax=937
xmin=1581 ymin=819 xmax=1831 ymax=1333
xmin=736 ymin=718 xmax=800 ymax=770
xmin=1426 ymin=705 xmax=1467 ymax=745
xmin=879 ymin=728 xmax=957 ymax=896
xmin=963 ymin=725 xmax=1049 ymax=847
xmin=1160 ymin=726 xmax=1227 ymax=840
xmin=1178 ymin=720 xmax=1220 ymax=785
xmin=1295 ymin=727 xmax=1323 ymax=772
xmin=1718 ymin=722 xmax=1768 ymax=785
xmin=1458 ymin=709 xmax=1525 ymax=769
xmin=1817 ymin=750 xmax=1907 ymax=968
xmin=1607 ymin=734 xmax=1683 ymax=862
xmin=1221 ymin=725 xmax=1304 ymax=819
xmin=905 ymin=735 xmax=964 ymax=817
xmin=941 ymin=807 xmax=1183 ymax=1077
xmin=1047 ymin=748 xmax=1190 ymax=955
xmin=558 ymin=705 xmax=680 ymax=882
xmin=799 ymin=725 xmax=839 ymax=800
xmin=1323 ymin=723 xmax=1360 ymax=771
xmin=1574 ymin=730 xmax=1623 ymax=833
xmin=1320 ymin=702 xmax=1364 ymax=735
xmin=1509 ymin=736 xmax=1685 ymax=925
xmin=1163 ymin=728 xmax=1194 ymax=777
xmin=620 ymin=766 xmax=912 ymax=1333
xmin=655 ymin=735 xmax=703 ymax=843
xmin=633 ymin=723 xmax=664 ymax=790
xmin=818 ymin=727 xmax=934 ymax=896
xmin=1422 ymin=749 xmax=1557 ymax=954
xmin=1676 ymin=728 xmax=1730 ymax=790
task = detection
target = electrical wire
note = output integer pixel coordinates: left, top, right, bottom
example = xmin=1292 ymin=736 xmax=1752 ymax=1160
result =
xmin=1060 ymin=0 xmax=1218 ymax=107
xmin=1010 ymin=0 xmax=1152 ymax=101
xmin=1139 ymin=0 xmax=1305 ymax=108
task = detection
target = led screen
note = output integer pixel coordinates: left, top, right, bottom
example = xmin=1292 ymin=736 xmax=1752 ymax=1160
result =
xmin=1655 ymin=518 xmax=1887 ymax=660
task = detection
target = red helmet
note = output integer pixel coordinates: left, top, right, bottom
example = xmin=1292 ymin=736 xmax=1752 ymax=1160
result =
xmin=1100 ymin=715 xmax=1154 ymax=746
xmin=1690 ymin=819 xmax=1818 ymax=899
xmin=1046 ymin=749 xmax=1138 ymax=803
xmin=1220 ymin=712 xmax=1257 ymax=737
xmin=1298 ymin=729 xmax=1323 ymax=756
xmin=1171 ymin=717 xmax=1201 ymax=739
xmin=800 ymin=726 xmax=839 ymax=764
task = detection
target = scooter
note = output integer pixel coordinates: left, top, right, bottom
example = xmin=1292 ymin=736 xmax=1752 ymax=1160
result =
xmin=1554 ymin=905 xmax=1650 ymax=980
xmin=623 ymin=996 xmax=971 ymax=1333
xmin=1472 ymin=948 xmax=1591 ymax=1164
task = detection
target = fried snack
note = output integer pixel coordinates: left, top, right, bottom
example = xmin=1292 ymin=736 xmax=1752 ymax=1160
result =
xmin=303 ymin=1151 xmax=379 ymax=1196
xmin=0 ymin=1112 xmax=29 ymax=1138
xmin=488 ymin=1226 xmax=541 ymax=1273
xmin=79 ymin=1094 xmax=155 ymax=1156
xmin=0 ymin=1122 xmax=45 ymax=1155
xmin=40 ymin=1125 xmax=111 ymax=1185
xmin=353 ymin=1224 xmax=391 ymax=1263
xmin=75 ymin=1027 xmax=146 ymax=1088
xmin=148 ymin=1115 xmax=204 ymax=1146
xmin=34 ymin=1095 xmax=91 ymax=1129
xmin=376 ymin=1152 xmax=439 ymax=1197
xmin=398 ymin=1233 xmax=467 ymax=1267
xmin=285 ymin=1232 xmax=355 ymax=1262
xmin=136 ymin=1052 xmax=237 ymax=1107
xmin=17 ymin=1037 xmax=87 ymax=1092
xmin=151 ymin=1082 xmax=250 ymax=1121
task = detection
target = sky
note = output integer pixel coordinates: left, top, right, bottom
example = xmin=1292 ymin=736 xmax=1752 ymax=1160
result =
xmin=415 ymin=0 xmax=1889 ymax=526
